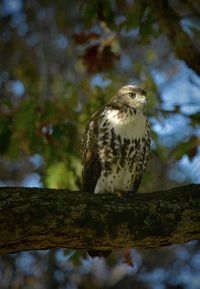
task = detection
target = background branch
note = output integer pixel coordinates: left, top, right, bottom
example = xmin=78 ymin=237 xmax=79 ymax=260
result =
xmin=0 ymin=184 xmax=200 ymax=254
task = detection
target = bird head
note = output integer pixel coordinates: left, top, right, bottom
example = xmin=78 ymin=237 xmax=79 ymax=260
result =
xmin=110 ymin=85 xmax=147 ymax=113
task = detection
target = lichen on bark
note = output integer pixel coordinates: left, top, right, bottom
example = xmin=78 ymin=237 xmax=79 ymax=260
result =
xmin=0 ymin=184 xmax=200 ymax=254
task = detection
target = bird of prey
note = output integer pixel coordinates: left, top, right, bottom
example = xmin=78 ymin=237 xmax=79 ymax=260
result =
xmin=82 ymin=85 xmax=151 ymax=196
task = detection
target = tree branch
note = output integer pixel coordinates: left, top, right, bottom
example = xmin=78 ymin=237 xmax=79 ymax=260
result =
xmin=0 ymin=184 xmax=200 ymax=254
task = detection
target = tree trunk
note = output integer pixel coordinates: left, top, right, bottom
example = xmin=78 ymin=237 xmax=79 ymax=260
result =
xmin=0 ymin=184 xmax=200 ymax=254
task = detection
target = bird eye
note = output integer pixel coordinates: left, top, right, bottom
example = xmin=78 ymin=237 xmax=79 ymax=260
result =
xmin=129 ymin=92 xmax=136 ymax=98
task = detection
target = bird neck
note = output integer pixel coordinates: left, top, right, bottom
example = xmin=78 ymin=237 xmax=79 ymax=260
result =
xmin=105 ymin=107 xmax=147 ymax=139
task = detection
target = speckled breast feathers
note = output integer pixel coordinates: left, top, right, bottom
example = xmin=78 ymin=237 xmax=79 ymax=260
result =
xmin=82 ymin=85 xmax=151 ymax=195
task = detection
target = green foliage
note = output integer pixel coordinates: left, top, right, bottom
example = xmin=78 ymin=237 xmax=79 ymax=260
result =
xmin=82 ymin=0 xmax=115 ymax=28
xmin=45 ymin=158 xmax=81 ymax=190
xmin=122 ymin=2 xmax=145 ymax=30
xmin=172 ymin=136 xmax=200 ymax=160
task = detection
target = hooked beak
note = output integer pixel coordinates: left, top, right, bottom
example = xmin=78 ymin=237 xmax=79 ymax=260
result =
xmin=140 ymin=96 xmax=146 ymax=112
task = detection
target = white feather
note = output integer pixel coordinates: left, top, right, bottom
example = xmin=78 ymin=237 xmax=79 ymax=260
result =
xmin=105 ymin=108 xmax=146 ymax=139
xmin=94 ymin=108 xmax=148 ymax=194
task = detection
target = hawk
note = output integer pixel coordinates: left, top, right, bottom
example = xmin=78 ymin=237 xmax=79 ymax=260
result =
xmin=82 ymin=85 xmax=151 ymax=196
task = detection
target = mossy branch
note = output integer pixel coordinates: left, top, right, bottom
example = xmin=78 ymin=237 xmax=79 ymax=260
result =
xmin=0 ymin=184 xmax=200 ymax=254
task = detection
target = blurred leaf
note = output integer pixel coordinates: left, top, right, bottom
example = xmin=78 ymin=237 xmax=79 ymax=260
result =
xmin=81 ymin=0 xmax=99 ymax=26
xmin=190 ymin=112 xmax=200 ymax=126
xmin=9 ymin=99 xmax=43 ymax=156
xmin=83 ymin=44 xmax=119 ymax=73
xmin=191 ymin=26 xmax=200 ymax=38
xmin=122 ymin=2 xmax=144 ymax=30
xmin=44 ymin=155 xmax=81 ymax=190
xmin=172 ymin=136 xmax=200 ymax=160
xmin=82 ymin=0 xmax=115 ymax=28
xmin=68 ymin=250 xmax=85 ymax=266
xmin=73 ymin=32 xmax=100 ymax=44
xmin=123 ymin=248 xmax=134 ymax=267
xmin=139 ymin=11 xmax=157 ymax=43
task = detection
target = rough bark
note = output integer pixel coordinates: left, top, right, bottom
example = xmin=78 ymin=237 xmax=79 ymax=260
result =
xmin=0 ymin=184 xmax=200 ymax=254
